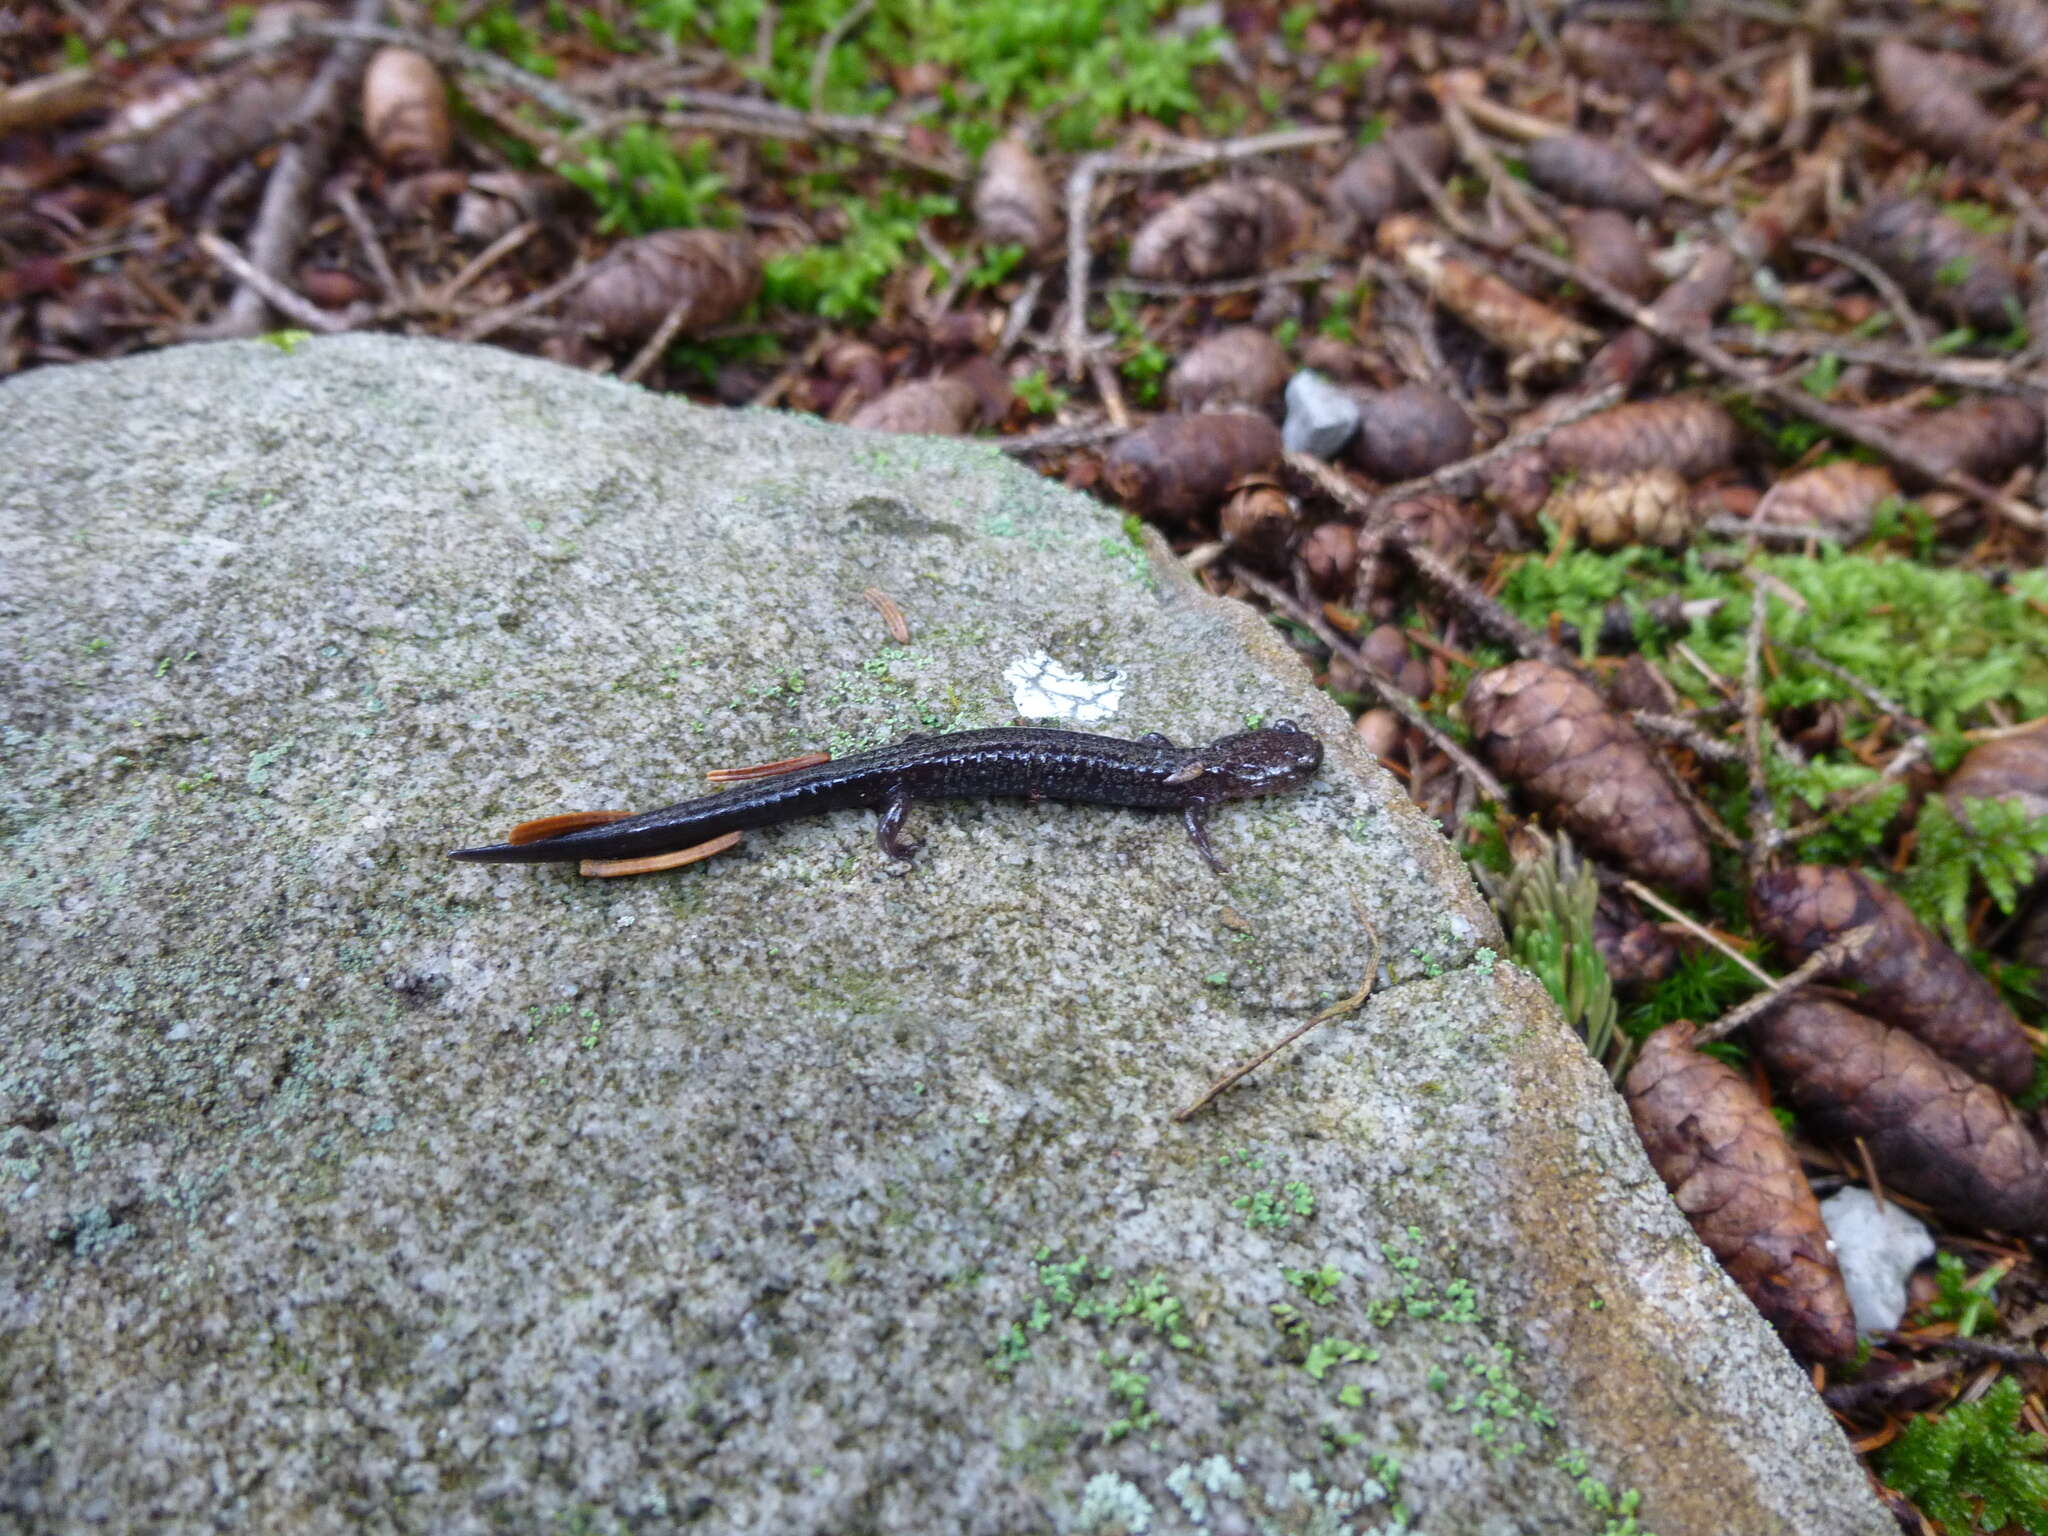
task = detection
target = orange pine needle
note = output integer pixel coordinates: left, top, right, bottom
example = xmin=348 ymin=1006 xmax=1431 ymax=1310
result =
xmin=507 ymin=809 xmax=632 ymax=844
xmin=579 ymin=830 xmax=743 ymax=878
xmin=863 ymin=586 xmax=911 ymax=644
xmin=706 ymin=751 xmax=830 ymax=782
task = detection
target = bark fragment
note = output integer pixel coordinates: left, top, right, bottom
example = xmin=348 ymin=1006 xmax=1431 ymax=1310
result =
xmin=1168 ymin=327 xmax=1292 ymax=414
xmin=1128 ymin=177 xmax=1315 ymax=283
xmin=1377 ymin=216 xmax=1599 ymax=379
xmin=1841 ymin=197 xmax=2023 ymax=334
xmin=1625 ymin=1021 xmax=1858 ymax=1362
xmin=568 ymin=230 xmax=760 ymax=345
xmin=1756 ymin=997 xmax=2048 ymax=1235
xmin=1750 ymin=865 xmax=2038 ymax=1096
xmin=1463 ymin=660 xmax=1713 ymax=896
xmin=1103 ymin=412 xmax=1284 ymax=519
xmin=1523 ymin=134 xmax=1663 ymax=217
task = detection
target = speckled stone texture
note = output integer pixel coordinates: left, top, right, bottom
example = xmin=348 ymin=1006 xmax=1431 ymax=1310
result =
xmin=1 ymin=337 xmax=1886 ymax=1536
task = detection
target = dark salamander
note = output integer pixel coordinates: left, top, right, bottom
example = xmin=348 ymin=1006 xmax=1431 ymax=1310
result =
xmin=450 ymin=721 xmax=1323 ymax=873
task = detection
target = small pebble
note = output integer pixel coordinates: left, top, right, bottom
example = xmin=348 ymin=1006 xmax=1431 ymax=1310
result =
xmin=1819 ymin=1187 xmax=1935 ymax=1335
xmin=1282 ymin=371 xmax=1361 ymax=458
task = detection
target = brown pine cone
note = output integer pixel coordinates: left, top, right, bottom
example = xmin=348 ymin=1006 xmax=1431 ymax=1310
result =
xmin=1463 ymin=660 xmax=1712 ymax=896
xmin=1749 ymin=865 xmax=2037 ymax=1097
xmin=1756 ymin=997 xmax=2048 ymax=1234
xmin=1625 ymin=1022 xmax=1858 ymax=1361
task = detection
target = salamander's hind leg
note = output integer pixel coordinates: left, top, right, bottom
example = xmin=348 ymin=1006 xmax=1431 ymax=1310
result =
xmin=876 ymin=786 xmax=921 ymax=872
xmin=1183 ymin=807 xmax=1226 ymax=874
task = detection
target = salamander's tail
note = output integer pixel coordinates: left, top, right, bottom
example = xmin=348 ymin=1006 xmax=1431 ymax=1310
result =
xmin=450 ymin=809 xmax=633 ymax=863
xmin=450 ymin=839 xmax=570 ymax=864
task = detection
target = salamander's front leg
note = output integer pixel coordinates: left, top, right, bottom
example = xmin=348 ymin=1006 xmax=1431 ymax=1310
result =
xmin=1183 ymin=806 xmax=1226 ymax=873
xmin=876 ymin=786 xmax=921 ymax=870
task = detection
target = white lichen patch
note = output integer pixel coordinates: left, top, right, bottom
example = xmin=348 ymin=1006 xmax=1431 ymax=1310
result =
xmin=1003 ymin=651 xmax=1126 ymax=723
xmin=1075 ymin=1471 xmax=1155 ymax=1533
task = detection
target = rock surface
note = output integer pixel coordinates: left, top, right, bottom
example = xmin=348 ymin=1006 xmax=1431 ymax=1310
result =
xmin=1 ymin=336 xmax=1887 ymax=1535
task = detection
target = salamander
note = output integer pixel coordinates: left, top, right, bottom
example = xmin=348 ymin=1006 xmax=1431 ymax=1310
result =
xmin=450 ymin=721 xmax=1324 ymax=873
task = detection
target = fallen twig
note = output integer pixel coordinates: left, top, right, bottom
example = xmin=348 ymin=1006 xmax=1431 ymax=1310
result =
xmin=204 ymin=0 xmax=383 ymax=339
xmin=1231 ymin=568 xmax=1509 ymax=804
xmin=1622 ymin=879 xmax=1776 ymax=986
xmin=1693 ymin=923 xmax=1876 ymax=1044
xmin=195 ymin=231 xmax=350 ymax=333
xmin=1632 ymin=710 xmax=1745 ymax=764
xmin=1513 ymin=243 xmax=2048 ymax=533
xmin=1281 ymin=450 xmax=1583 ymax=668
xmin=1174 ymin=902 xmax=1381 ymax=1121
xmin=998 ymin=418 xmax=1124 ymax=456
xmin=1739 ymin=575 xmax=1778 ymax=863
xmin=1061 ymin=126 xmax=1344 ymax=377
xmin=1791 ymin=238 xmax=1932 ymax=351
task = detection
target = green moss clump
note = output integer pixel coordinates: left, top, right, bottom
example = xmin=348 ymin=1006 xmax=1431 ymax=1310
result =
xmin=1879 ymin=1378 xmax=2048 ymax=1535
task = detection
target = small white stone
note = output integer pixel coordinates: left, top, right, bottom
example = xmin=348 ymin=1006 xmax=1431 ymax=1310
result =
xmin=1820 ymin=1187 xmax=1935 ymax=1334
xmin=1282 ymin=371 xmax=1361 ymax=458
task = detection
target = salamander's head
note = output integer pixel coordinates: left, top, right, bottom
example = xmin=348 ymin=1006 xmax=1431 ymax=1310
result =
xmin=1176 ymin=719 xmax=1324 ymax=801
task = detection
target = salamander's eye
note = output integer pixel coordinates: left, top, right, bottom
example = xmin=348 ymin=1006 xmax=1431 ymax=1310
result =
xmin=1270 ymin=717 xmax=1301 ymax=733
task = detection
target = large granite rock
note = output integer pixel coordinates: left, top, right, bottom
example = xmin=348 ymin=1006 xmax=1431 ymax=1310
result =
xmin=1 ymin=337 xmax=1886 ymax=1534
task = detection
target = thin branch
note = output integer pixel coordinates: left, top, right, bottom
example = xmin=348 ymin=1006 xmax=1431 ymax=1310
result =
xmin=1632 ymin=710 xmax=1745 ymax=763
xmin=1740 ymin=578 xmax=1778 ymax=860
xmin=429 ymin=220 xmax=540 ymax=310
xmin=1875 ymin=1330 xmax=2048 ymax=1368
xmin=207 ymin=0 xmax=383 ymax=338
xmin=1281 ymin=450 xmax=1585 ymax=667
xmin=1792 ymin=237 xmax=1932 ymax=351
xmin=808 ymin=0 xmax=873 ymax=117
xmin=999 ymin=418 xmax=1123 ymax=456
xmin=1786 ymin=646 xmax=1932 ymax=736
xmin=1693 ymin=923 xmax=1875 ymax=1044
xmin=1436 ymin=93 xmax=1563 ymax=245
xmin=1105 ymin=261 xmax=1336 ymax=298
xmin=621 ymin=288 xmax=702 ymax=384
xmin=1622 ymin=879 xmax=1776 ymax=985
xmin=455 ymin=261 xmax=600 ymax=343
xmin=1366 ymin=382 xmax=1625 ymax=516
xmin=1513 ymin=242 xmax=2048 ymax=533
xmin=195 ymin=231 xmax=351 ymax=333
xmin=1175 ymin=904 xmax=1381 ymax=1121
xmin=1061 ymin=126 xmax=1345 ymax=376
xmin=1712 ymin=328 xmax=2039 ymax=394
xmin=330 ymin=181 xmax=401 ymax=302
xmin=1232 ymin=568 xmax=1509 ymax=804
